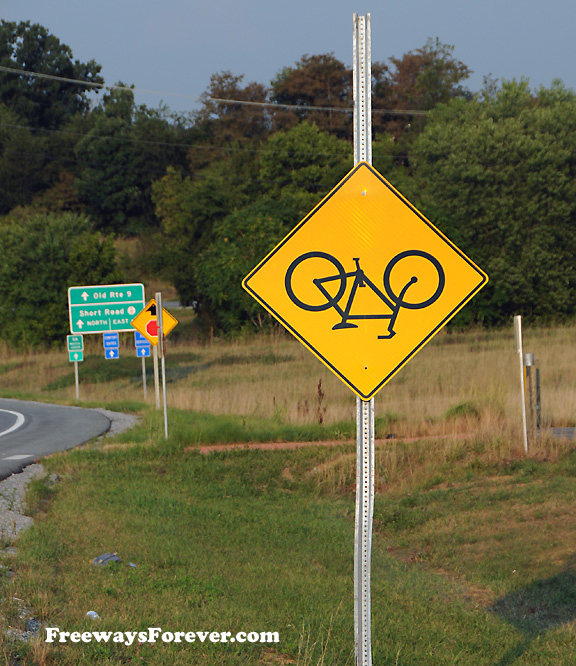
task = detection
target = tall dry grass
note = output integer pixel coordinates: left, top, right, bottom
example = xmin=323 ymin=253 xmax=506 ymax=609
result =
xmin=164 ymin=323 xmax=576 ymax=443
xmin=1 ymin=323 xmax=575 ymax=448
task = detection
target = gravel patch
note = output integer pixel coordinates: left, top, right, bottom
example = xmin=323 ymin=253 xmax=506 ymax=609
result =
xmin=0 ymin=408 xmax=139 ymax=648
xmin=0 ymin=464 xmax=45 ymax=544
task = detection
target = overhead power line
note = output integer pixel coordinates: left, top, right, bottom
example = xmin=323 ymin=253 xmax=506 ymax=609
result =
xmin=0 ymin=64 xmax=428 ymax=116
xmin=0 ymin=123 xmax=411 ymax=162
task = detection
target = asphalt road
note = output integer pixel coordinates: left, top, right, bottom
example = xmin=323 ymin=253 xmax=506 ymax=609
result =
xmin=0 ymin=398 xmax=110 ymax=481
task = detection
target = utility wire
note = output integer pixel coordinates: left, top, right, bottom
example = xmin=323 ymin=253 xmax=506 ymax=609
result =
xmin=0 ymin=121 xmax=411 ymax=159
xmin=0 ymin=64 xmax=428 ymax=116
xmin=1 ymin=147 xmax=355 ymax=191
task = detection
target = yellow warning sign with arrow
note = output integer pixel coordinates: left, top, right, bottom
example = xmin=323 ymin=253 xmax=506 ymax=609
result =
xmin=131 ymin=299 xmax=178 ymax=346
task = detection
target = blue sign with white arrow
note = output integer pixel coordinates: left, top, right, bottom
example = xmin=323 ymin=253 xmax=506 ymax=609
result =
xmin=137 ymin=346 xmax=151 ymax=358
xmin=105 ymin=348 xmax=119 ymax=359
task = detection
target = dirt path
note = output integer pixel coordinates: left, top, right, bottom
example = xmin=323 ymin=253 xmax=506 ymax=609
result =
xmin=194 ymin=433 xmax=470 ymax=454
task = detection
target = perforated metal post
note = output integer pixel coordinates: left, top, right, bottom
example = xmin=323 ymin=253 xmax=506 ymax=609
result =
xmin=353 ymin=13 xmax=372 ymax=166
xmin=355 ymin=396 xmax=374 ymax=665
xmin=353 ymin=13 xmax=374 ymax=666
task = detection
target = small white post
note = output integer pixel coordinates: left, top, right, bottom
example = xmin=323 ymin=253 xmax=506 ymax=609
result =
xmin=74 ymin=361 xmax=79 ymax=401
xmin=514 ymin=315 xmax=529 ymax=453
xmin=141 ymin=356 xmax=147 ymax=401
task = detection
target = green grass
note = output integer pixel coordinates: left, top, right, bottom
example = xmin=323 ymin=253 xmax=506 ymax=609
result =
xmin=107 ymin=407 xmax=401 ymax=447
xmin=3 ymin=325 xmax=576 ymax=664
xmin=2 ymin=416 xmax=576 ymax=665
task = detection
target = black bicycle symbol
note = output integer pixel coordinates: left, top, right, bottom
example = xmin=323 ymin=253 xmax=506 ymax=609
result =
xmin=285 ymin=250 xmax=445 ymax=339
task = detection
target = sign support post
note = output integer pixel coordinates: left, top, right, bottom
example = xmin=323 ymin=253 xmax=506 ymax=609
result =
xmin=131 ymin=300 xmax=177 ymax=413
xmin=241 ymin=16 xmax=487 ymax=664
xmin=156 ymin=292 xmax=169 ymax=439
xmin=153 ymin=345 xmax=160 ymax=409
xmin=141 ymin=356 xmax=147 ymax=401
xmin=353 ymin=13 xmax=373 ymax=666
xmin=67 ymin=335 xmax=84 ymax=400
xmin=74 ymin=361 xmax=79 ymax=401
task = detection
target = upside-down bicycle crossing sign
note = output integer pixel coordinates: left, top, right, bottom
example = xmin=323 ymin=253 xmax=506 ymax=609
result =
xmin=243 ymin=161 xmax=488 ymax=400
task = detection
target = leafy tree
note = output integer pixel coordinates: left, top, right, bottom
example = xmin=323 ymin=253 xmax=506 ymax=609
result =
xmin=389 ymin=38 xmax=471 ymax=109
xmin=74 ymin=90 xmax=141 ymax=234
xmin=412 ymin=80 xmax=576 ymax=325
xmin=191 ymin=71 xmax=270 ymax=170
xmin=259 ymin=122 xmax=352 ymax=202
xmin=270 ymin=54 xmax=353 ymax=139
xmin=26 ymin=171 xmax=85 ymax=215
xmin=373 ymin=38 xmax=472 ymax=139
xmin=75 ymin=87 xmax=191 ymax=234
xmin=0 ymin=212 xmax=119 ymax=346
xmin=152 ymin=123 xmax=351 ymax=332
xmin=151 ymin=144 xmax=261 ymax=307
xmin=0 ymin=20 xmax=103 ymax=130
xmin=194 ymin=199 xmax=302 ymax=333
xmin=0 ymin=107 xmax=49 ymax=213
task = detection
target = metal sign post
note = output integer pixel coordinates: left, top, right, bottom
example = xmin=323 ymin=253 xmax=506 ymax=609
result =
xmin=74 ymin=361 xmax=80 ymax=401
xmin=132 ymin=300 xmax=178 ymax=412
xmin=156 ymin=292 xmax=169 ymax=439
xmin=142 ymin=357 xmax=147 ymax=401
xmin=135 ymin=333 xmax=151 ymax=401
xmin=241 ymin=15 xmax=487 ymax=665
xmin=353 ymin=13 xmax=373 ymax=666
xmin=67 ymin=335 xmax=84 ymax=401
xmin=153 ymin=345 xmax=161 ymax=409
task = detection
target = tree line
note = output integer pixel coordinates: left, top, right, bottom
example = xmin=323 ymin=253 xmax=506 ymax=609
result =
xmin=1 ymin=20 xmax=575 ymax=346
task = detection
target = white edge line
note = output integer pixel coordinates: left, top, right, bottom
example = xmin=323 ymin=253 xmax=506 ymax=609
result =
xmin=0 ymin=409 xmax=26 ymax=438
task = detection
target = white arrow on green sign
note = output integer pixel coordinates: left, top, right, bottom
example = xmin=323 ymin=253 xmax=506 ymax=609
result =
xmin=68 ymin=283 xmax=145 ymax=334
xmin=69 ymin=350 xmax=84 ymax=362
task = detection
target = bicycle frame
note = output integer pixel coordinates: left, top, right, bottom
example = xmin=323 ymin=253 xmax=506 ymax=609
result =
xmin=313 ymin=258 xmax=417 ymax=339
xmin=285 ymin=251 xmax=444 ymax=340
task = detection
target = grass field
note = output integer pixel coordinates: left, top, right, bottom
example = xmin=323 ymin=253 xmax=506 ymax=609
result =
xmin=1 ymin=322 xmax=576 ymax=664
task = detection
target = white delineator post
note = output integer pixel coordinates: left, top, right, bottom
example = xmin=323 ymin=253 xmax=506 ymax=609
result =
xmin=353 ymin=13 xmax=374 ymax=666
xmin=514 ymin=315 xmax=529 ymax=453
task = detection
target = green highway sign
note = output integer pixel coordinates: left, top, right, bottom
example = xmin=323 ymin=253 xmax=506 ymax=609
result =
xmin=67 ymin=334 xmax=84 ymax=352
xmin=68 ymin=283 xmax=145 ymax=334
xmin=69 ymin=350 xmax=84 ymax=363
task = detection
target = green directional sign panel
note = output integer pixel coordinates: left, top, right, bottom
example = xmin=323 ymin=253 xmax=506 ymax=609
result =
xmin=67 ymin=334 xmax=84 ymax=351
xmin=68 ymin=283 xmax=145 ymax=334
xmin=68 ymin=350 xmax=84 ymax=363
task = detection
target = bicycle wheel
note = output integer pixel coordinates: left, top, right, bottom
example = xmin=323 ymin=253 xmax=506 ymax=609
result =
xmin=285 ymin=251 xmax=347 ymax=312
xmin=383 ymin=250 xmax=445 ymax=310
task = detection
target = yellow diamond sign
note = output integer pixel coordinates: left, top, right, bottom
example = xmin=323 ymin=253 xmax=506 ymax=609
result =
xmin=243 ymin=162 xmax=488 ymax=400
xmin=131 ymin=299 xmax=178 ymax=346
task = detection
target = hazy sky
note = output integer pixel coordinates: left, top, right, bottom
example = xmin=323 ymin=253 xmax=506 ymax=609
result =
xmin=3 ymin=0 xmax=576 ymax=114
